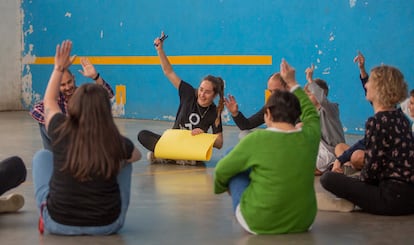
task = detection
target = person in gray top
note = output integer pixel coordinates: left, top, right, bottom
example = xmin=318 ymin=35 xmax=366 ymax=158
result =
xmin=304 ymin=64 xmax=345 ymax=175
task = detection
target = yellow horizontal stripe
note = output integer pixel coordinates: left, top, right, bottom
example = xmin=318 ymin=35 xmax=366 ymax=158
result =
xmin=33 ymin=55 xmax=272 ymax=65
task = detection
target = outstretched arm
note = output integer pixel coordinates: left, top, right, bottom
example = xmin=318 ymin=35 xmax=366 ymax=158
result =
xmin=44 ymin=40 xmax=73 ymax=131
xmin=154 ymin=31 xmax=181 ymax=89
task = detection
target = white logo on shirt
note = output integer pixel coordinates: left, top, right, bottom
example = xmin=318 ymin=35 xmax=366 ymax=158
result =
xmin=184 ymin=113 xmax=200 ymax=130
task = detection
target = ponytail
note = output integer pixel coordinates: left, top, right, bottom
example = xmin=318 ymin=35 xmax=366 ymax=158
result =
xmin=203 ymin=75 xmax=225 ymax=127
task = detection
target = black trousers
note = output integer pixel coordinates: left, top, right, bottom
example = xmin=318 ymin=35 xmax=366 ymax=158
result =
xmin=137 ymin=130 xmax=161 ymax=152
xmin=320 ymin=171 xmax=414 ymax=215
xmin=0 ymin=156 xmax=27 ymax=195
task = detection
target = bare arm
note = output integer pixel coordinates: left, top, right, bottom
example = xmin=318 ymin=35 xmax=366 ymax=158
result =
xmin=213 ymin=132 xmax=223 ymax=149
xmin=154 ymin=32 xmax=181 ymax=89
xmin=44 ymin=40 xmax=73 ymax=131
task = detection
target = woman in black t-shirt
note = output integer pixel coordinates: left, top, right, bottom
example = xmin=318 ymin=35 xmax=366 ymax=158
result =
xmin=137 ymin=32 xmax=225 ymax=164
xmin=32 ymin=40 xmax=141 ymax=235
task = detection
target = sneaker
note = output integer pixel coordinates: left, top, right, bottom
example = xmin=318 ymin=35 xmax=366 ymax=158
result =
xmin=147 ymin=151 xmax=156 ymax=164
xmin=316 ymin=192 xmax=354 ymax=212
xmin=175 ymin=160 xmax=197 ymax=166
xmin=0 ymin=193 xmax=25 ymax=213
xmin=146 ymin=152 xmax=174 ymax=164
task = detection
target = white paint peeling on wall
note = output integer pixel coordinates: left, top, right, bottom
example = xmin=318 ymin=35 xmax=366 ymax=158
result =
xmin=329 ymin=32 xmax=335 ymax=41
xmin=318 ymin=50 xmax=323 ymax=55
xmin=316 ymin=58 xmax=321 ymax=63
xmin=111 ymin=99 xmax=125 ymax=117
xmin=322 ymin=67 xmax=331 ymax=75
xmin=64 ymin=12 xmax=72 ymax=18
xmin=221 ymin=109 xmax=231 ymax=124
xmin=100 ymin=30 xmax=104 ymax=38
xmin=162 ymin=115 xmax=176 ymax=121
xmin=21 ymin=43 xmax=41 ymax=107
xmin=21 ymin=67 xmax=34 ymax=106
xmin=24 ymin=24 xmax=33 ymax=36
xmin=120 ymin=22 xmax=123 ymax=27
xmin=349 ymin=0 xmax=357 ymax=8
xmin=22 ymin=44 xmax=36 ymax=64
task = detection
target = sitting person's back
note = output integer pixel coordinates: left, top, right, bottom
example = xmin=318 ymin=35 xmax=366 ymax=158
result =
xmin=214 ymin=60 xmax=321 ymax=234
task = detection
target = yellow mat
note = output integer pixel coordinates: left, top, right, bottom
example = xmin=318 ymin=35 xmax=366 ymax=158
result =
xmin=154 ymin=129 xmax=218 ymax=161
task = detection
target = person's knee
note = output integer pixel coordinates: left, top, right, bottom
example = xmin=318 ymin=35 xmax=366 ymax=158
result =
xmin=32 ymin=150 xmax=53 ymax=167
xmin=334 ymin=143 xmax=350 ymax=157
xmin=320 ymin=172 xmax=335 ymax=189
xmin=350 ymin=150 xmax=364 ymax=170
xmin=137 ymin=130 xmax=150 ymax=143
xmin=1 ymin=156 xmax=27 ymax=183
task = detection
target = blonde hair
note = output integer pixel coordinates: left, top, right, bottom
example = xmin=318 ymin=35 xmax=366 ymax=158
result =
xmin=370 ymin=65 xmax=408 ymax=108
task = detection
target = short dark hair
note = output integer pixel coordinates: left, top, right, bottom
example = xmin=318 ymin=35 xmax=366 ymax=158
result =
xmin=313 ymin=79 xmax=329 ymax=96
xmin=265 ymin=90 xmax=301 ymax=125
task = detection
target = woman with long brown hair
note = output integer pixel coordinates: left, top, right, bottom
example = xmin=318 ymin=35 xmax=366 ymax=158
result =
xmin=32 ymin=40 xmax=141 ymax=235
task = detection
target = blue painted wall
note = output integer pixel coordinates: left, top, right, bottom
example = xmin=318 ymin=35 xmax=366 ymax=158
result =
xmin=22 ymin=0 xmax=414 ymax=135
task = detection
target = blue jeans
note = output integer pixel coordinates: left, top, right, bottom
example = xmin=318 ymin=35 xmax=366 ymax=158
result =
xmin=228 ymin=171 xmax=251 ymax=212
xmin=32 ymin=150 xmax=132 ymax=235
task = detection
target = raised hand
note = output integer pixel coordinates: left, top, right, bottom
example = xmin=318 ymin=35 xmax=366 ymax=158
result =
xmin=224 ymin=94 xmax=239 ymax=116
xmin=154 ymin=31 xmax=167 ymax=50
xmin=54 ymin=40 xmax=72 ymax=72
xmin=353 ymin=51 xmax=365 ymax=69
xmin=79 ymin=57 xmax=98 ymax=79
xmin=353 ymin=51 xmax=368 ymax=78
xmin=305 ymin=64 xmax=315 ymax=84
xmin=280 ymin=59 xmax=297 ymax=90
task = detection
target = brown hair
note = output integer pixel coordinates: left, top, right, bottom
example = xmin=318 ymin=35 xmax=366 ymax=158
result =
xmin=203 ymin=75 xmax=225 ymax=127
xmin=370 ymin=65 xmax=408 ymax=107
xmin=53 ymin=83 xmax=128 ymax=181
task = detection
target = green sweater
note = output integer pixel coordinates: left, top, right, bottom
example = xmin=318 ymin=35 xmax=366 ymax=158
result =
xmin=214 ymin=88 xmax=320 ymax=234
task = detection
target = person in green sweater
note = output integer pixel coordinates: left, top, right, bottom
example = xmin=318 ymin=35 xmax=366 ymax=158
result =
xmin=214 ymin=59 xmax=321 ymax=235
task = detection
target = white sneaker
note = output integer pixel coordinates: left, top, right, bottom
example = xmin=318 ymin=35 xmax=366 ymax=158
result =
xmin=147 ymin=152 xmax=174 ymax=164
xmin=147 ymin=151 xmax=156 ymax=164
xmin=0 ymin=193 xmax=25 ymax=213
xmin=175 ymin=160 xmax=197 ymax=166
xmin=316 ymin=192 xmax=354 ymax=212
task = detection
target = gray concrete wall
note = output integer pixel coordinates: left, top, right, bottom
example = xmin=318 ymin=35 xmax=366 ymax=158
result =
xmin=0 ymin=0 xmax=22 ymax=111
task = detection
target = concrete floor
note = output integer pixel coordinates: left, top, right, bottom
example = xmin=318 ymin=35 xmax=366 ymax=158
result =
xmin=0 ymin=111 xmax=413 ymax=245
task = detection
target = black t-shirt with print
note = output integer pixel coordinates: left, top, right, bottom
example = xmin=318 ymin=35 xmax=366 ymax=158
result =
xmin=173 ymin=81 xmax=222 ymax=134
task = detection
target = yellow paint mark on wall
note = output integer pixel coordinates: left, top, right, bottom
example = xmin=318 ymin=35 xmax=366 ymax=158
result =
xmin=116 ymin=85 xmax=126 ymax=105
xmin=265 ymin=89 xmax=271 ymax=103
xmin=32 ymin=55 xmax=272 ymax=65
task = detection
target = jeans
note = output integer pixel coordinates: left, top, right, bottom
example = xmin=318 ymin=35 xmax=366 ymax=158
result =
xmin=32 ymin=150 xmax=132 ymax=235
xmin=0 ymin=156 xmax=27 ymax=195
xmin=228 ymin=171 xmax=251 ymax=212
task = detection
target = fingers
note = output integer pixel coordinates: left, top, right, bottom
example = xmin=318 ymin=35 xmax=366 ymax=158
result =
xmin=80 ymin=57 xmax=91 ymax=66
xmin=70 ymin=55 xmax=77 ymax=64
xmin=191 ymin=128 xmax=204 ymax=135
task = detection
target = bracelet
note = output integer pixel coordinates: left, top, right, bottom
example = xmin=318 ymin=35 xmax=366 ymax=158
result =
xmin=93 ymin=73 xmax=100 ymax=80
